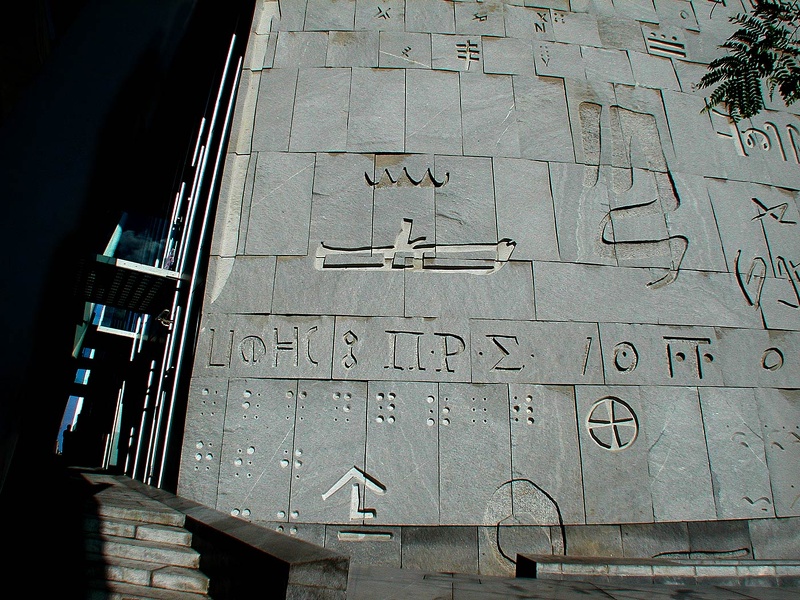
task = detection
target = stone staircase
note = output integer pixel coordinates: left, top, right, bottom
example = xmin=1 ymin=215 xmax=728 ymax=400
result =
xmin=79 ymin=472 xmax=212 ymax=599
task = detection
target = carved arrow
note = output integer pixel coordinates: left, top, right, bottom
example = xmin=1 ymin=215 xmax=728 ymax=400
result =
xmin=321 ymin=466 xmax=386 ymax=520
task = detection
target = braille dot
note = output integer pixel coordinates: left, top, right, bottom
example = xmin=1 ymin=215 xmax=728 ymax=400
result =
xmin=443 ymin=418 xmax=450 ymax=426
xmin=242 ymin=509 xmax=251 ymax=517
xmin=243 ymin=390 xmax=252 ymax=398
xmin=201 ymin=389 xmax=209 ymax=396
xmin=295 ymin=460 xmax=302 ymax=468
xmin=242 ymin=401 xmax=250 ymax=409
xmin=376 ymin=415 xmax=384 ymax=423
xmin=525 ymin=395 xmax=532 ymax=403
xmin=290 ymin=527 xmax=298 ymax=535
xmin=388 ymin=403 xmax=395 ymax=411
xmin=377 ymin=393 xmax=385 ymax=401
xmin=443 ymin=407 xmax=450 ymax=414
xmin=247 ymin=447 xmax=255 ymax=455
xmin=704 ymin=353 xmax=714 ymax=363
xmin=344 ymin=393 xmax=351 ymax=400
xmin=299 ymin=391 xmax=307 ymax=399
xmin=196 ymin=442 xmax=203 ymax=449
xmin=278 ymin=511 xmax=286 ymax=518
xmin=426 ymin=396 xmax=435 ymax=404
xmin=205 ymin=453 xmax=213 ymax=460
xmin=387 ymin=415 xmax=395 ymax=424
xmin=231 ymin=509 xmax=240 ymax=516
xmin=526 ymin=406 xmax=533 ymax=414
xmin=427 ymin=418 xmax=435 ymax=426
xmin=235 ymin=458 xmax=243 ymax=466
xmin=280 ymin=459 xmax=289 ymax=468
xmin=527 ymin=417 xmax=535 ymax=425
xmin=334 ymin=392 xmax=341 ymax=400
xmin=291 ymin=511 xmax=299 ymax=518
xmin=195 ymin=454 xmax=202 ymax=461
xmin=388 ymin=393 xmax=395 ymax=400
xmin=277 ymin=526 xmax=284 ymax=532
xmin=286 ymin=390 xmax=294 ymax=398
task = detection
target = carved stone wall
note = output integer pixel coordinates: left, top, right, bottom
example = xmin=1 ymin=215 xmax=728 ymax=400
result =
xmin=178 ymin=0 xmax=800 ymax=575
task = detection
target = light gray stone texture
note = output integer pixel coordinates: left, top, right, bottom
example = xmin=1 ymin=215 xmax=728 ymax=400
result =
xmin=581 ymin=46 xmax=634 ymax=85
xmin=433 ymin=155 xmax=496 ymax=245
xmin=479 ymin=525 xmax=552 ymax=577
xmin=405 ymin=261 xmax=535 ymax=320
xmin=576 ymin=386 xmax=655 ymax=524
xmin=193 ymin=314 xmax=334 ymax=379
xmin=273 ymin=31 xmax=328 ymax=68
xmin=550 ymin=10 xmax=601 ymax=46
xmin=246 ymin=32 xmax=278 ymax=71
xmin=273 ymin=0 xmax=307 ymax=31
xmin=755 ymin=388 xmax=800 ymax=517
xmin=504 ymin=5 xmax=554 ymax=42
xmin=236 ymin=155 xmax=259 ymax=255
xmin=217 ymin=379 xmax=296 ymax=522
xmin=266 ymin=522 xmax=327 ymax=547
xmin=326 ymin=31 xmax=379 ymax=67
xmin=597 ymin=16 xmax=647 ymax=52
xmin=672 ymin=58 xmax=708 ymax=95
xmin=178 ymin=378 xmax=229 ymax=506
xmin=347 ymin=68 xmax=405 ymax=153
xmin=690 ymin=0 xmax=745 ymax=39
xmin=245 ymin=151 xmax=315 ymax=255
xmin=687 ymin=520 xmax=752 ymax=556
xmin=621 ymin=522 xmax=691 ymax=558
xmin=272 ymin=255 xmax=406 ymax=316
xmin=598 ymin=323 xmax=723 ymax=387
xmin=304 ymin=0 xmax=356 ymax=31
xmin=628 ymin=51 xmax=680 ymax=91
xmin=472 ymin=320 xmax=602 ymax=384
xmin=405 ymin=0 xmax=456 ymax=34
xmin=354 ymin=0 xmax=404 ymax=30
xmin=431 ymin=34 xmax=484 ymax=72
xmin=229 ymin=69 xmax=260 ymax=154
xmin=655 ymin=0 xmax=699 ymax=31
xmin=402 ymin=527 xmax=479 ymax=573
xmin=289 ymin=380 xmax=367 ymax=523
xmin=493 ymin=158 xmax=559 ymax=261
xmin=525 ymin=0 xmax=569 ymax=9
xmin=454 ymin=1 xmax=506 ymax=37
xmin=760 ymin=281 xmax=800 ymax=330
xmin=203 ymin=256 xmax=276 ymax=314
xmin=289 ymin=68 xmax=350 ymax=152
xmin=716 ymin=327 xmax=800 ymax=390
xmin=460 ymin=73 xmax=520 ymax=158
xmin=324 ymin=525 xmax=401 ymax=567
xmin=378 ymin=32 xmax=431 ymax=69
xmin=365 ymin=382 xmax=439 ymax=525
xmin=533 ymin=42 xmax=585 ymax=79
xmin=332 ymin=317 xmax=471 ymax=382
xmin=640 ymin=386 xmax=716 ymax=522
xmin=211 ymin=153 xmax=250 ymax=257
xmin=564 ymin=524 xmax=624 ymax=557
xmin=508 ymin=385 xmax=586 ymax=524
xmin=533 ymin=261 xmax=765 ymax=329
xmin=749 ymin=517 xmax=800 ymax=559
xmin=309 ymin=152 xmax=374 ymax=248
xmin=439 ymin=383 xmax=512 ymax=525
xmin=514 ymin=75 xmax=575 ymax=163
xmin=481 ymin=37 xmax=535 ymax=76
xmin=252 ymin=68 xmax=298 ymax=152
xmin=404 ymin=70 xmax=462 ymax=155
xmin=699 ymin=387 xmax=776 ymax=520
xmin=614 ymin=0 xmax=658 ymax=23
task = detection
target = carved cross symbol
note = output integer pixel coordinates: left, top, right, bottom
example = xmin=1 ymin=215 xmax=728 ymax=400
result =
xmin=402 ymin=46 xmax=411 ymax=58
xmin=473 ymin=12 xmax=488 ymax=21
xmin=751 ymin=198 xmax=797 ymax=224
xmin=586 ymin=397 xmax=638 ymax=451
xmin=456 ymin=40 xmax=480 ymax=70
xmin=376 ymin=6 xmax=391 ymax=19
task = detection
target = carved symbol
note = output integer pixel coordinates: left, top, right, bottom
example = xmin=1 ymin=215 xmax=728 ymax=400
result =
xmin=239 ymin=335 xmax=267 ymax=364
xmin=365 ymin=167 xmax=448 ymax=188
xmin=321 ymin=466 xmax=386 ymax=520
xmin=742 ymin=496 xmax=772 ymax=512
xmin=776 ymin=256 xmax=800 ymax=308
xmin=315 ymin=219 xmax=515 ymax=274
xmin=342 ymin=330 xmax=358 ymax=369
xmin=435 ymin=333 xmax=466 ymax=373
xmin=209 ymin=328 xmax=233 ymax=367
xmin=401 ymin=46 xmax=411 ymax=58
xmin=751 ymin=198 xmax=797 ymax=224
xmin=456 ymin=40 xmax=480 ymax=70
xmin=552 ymin=11 xmax=566 ymax=23
xmin=581 ymin=336 xmax=593 ymax=375
xmin=646 ymin=32 xmax=686 ymax=59
xmin=586 ymin=397 xmax=638 ymax=451
xmin=664 ymin=336 xmax=713 ymax=379
xmin=734 ymin=250 xmax=767 ymax=308
xmin=486 ymin=335 xmax=525 ymax=371
xmin=473 ymin=11 xmax=488 ymax=21
xmin=613 ymin=341 xmax=639 ymax=373
xmin=539 ymin=46 xmax=551 ymax=66
xmin=534 ymin=11 xmax=548 ymax=33
xmin=761 ymin=347 xmax=784 ymax=371
xmin=375 ymin=6 xmax=391 ymax=19
xmin=385 ymin=330 xmax=425 ymax=371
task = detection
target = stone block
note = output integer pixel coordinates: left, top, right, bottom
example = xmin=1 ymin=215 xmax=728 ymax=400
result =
xmin=564 ymin=525 xmax=624 ymax=557
xmin=402 ymin=526 xmax=480 ymax=573
xmin=479 ymin=525 xmax=552 ymax=576
xmin=178 ymin=378 xmax=229 ymax=507
xmin=378 ymin=32 xmax=431 ymax=69
xmin=472 ymin=320 xmax=602 ymax=385
xmin=699 ymin=387 xmax=776 ymax=520
xmin=252 ymin=68 xmax=298 ymax=152
xmin=439 ymin=383 xmax=512 ymax=525
xmin=289 ymin=68 xmax=350 ymax=152
xmin=331 ymin=317 xmax=471 ymax=383
xmin=460 ymin=72 xmax=520 ymax=158
xmin=620 ymin=522 xmax=690 ymax=558
xmin=533 ymin=42 xmax=584 ymax=80
xmin=229 ymin=69 xmax=260 ymax=154
xmin=245 ymin=151 xmax=315 ymax=255
xmin=454 ymin=1 xmax=506 ymax=37
xmin=597 ymin=16 xmax=646 ymax=51
xmin=576 ymin=386 xmax=655 ymax=524
xmin=749 ymin=517 xmax=800 ymax=559
xmin=504 ymin=5 xmax=554 ymax=42
xmin=755 ymin=389 xmax=800 ymax=517
xmin=347 ymin=68 xmax=405 ymax=153
xmin=581 ymin=46 xmax=634 ymax=85
xmin=364 ymin=383 xmax=439 ymax=524
xmin=687 ymin=520 xmax=752 ymax=557
xmin=508 ymin=385 xmax=586 ymax=525
xmin=203 ymin=255 xmax=276 ymax=314
xmin=433 ymin=155 xmax=497 ymax=244
xmin=405 ymin=0 xmax=455 ymax=34
xmin=324 ymin=525 xmax=401 ymax=567
xmin=326 ymin=31 xmax=379 ymax=67
xmin=405 ymin=69 xmax=463 ymax=155
xmin=273 ymin=31 xmax=328 ymax=68
xmin=211 ymin=153 xmax=251 ymax=257
xmin=513 ymin=75 xmax=574 ymax=163
xmin=716 ymin=328 xmax=800 ymax=390
xmin=432 ymin=34 xmax=484 ymax=72
xmin=304 ymin=0 xmax=356 ymax=31
xmin=481 ymin=37 xmax=535 ymax=76
xmin=551 ymin=9 xmax=601 ymax=46
xmin=355 ymin=0 xmax=404 ymax=30
xmin=289 ymin=381 xmax=367 ymax=524
xmin=628 ymin=52 xmax=680 ymax=91
xmin=217 ymin=379 xmax=296 ymax=523
xmin=273 ymin=0 xmax=307 ymax=31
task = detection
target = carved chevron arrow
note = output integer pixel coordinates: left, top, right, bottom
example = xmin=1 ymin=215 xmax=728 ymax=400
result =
xmin=321 ymin=466 xmax=386 ymax=520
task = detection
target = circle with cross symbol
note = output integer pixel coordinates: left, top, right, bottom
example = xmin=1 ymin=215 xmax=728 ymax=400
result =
xmin=586 ymin=397 xmax=638 ymax=451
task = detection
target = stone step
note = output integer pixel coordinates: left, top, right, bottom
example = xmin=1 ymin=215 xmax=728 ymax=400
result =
xmin=86 ymin=534 xmax=201 ymax=569
xmin=86 ymin=554 xmax=210 ymax=594
xmin=84 ymin=515 xmax=193 ymax=547
xmin=92 ymin=503 xmax=186 ymax=528
xmin=87 ymin=580 xmax=211 ymax=600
